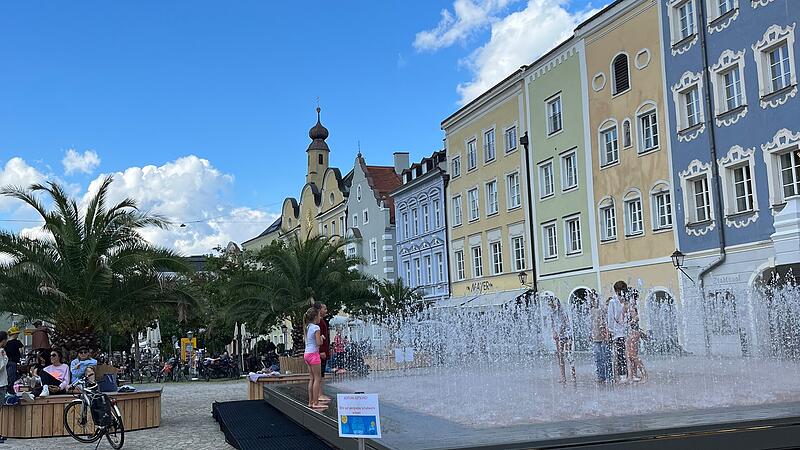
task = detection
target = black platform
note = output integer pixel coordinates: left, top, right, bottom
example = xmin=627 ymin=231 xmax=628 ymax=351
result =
xmin=212 ymin=400 xmax=333 ymax=450
xmin=263 ymin=383 xmax=800 ymax=450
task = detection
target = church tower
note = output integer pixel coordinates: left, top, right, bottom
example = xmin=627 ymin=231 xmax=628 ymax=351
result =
xmin=306 ymin=107 xmax=330 ymax=187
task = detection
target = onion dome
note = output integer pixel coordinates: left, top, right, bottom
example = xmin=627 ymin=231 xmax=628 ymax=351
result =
xmin=308 ymin=107 xmax=329 ymax=151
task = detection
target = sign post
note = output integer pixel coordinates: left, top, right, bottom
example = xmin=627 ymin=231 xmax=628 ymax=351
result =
xmin=337 ymin=393 xmax=381 ymax=448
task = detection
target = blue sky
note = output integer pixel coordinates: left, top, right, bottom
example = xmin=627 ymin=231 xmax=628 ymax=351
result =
xmin=0 ymin=0 xmax=596 ymax=254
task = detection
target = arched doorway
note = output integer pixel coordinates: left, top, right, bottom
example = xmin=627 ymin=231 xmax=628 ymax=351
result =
xmin=569 ymin=288 xmax=591 ymax=351
xmin=646 ymin=290 xmax=680 ymax=354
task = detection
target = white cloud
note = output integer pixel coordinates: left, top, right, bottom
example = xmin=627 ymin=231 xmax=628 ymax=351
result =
xmin=416 ymin=0 xmax=601 ymax=104
xmin=62 ymin=149 xmax=100 ymax=175
xmin=0 ymin=157 xmax=46 ymax=211
xmin=414 ymin=0 xmax=519 ymax=51
xmin=83 ymin=155 xmax=279 ymax=255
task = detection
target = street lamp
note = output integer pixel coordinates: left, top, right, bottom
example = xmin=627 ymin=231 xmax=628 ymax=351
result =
xmin=281 ymin=324 xmax=288 ymax=351
xmin=671 ymin=249 xmax=695 ymax=283
xmin=517 ymin=271 xmax=528 ymax=286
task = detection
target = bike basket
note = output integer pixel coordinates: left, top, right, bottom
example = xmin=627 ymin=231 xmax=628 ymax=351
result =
xmin=90 ymin=394 xmax=114 ymax=427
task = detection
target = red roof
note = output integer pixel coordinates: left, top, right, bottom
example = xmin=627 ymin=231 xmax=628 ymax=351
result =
xmin=363 ymin=165 xmax=402 ymax=224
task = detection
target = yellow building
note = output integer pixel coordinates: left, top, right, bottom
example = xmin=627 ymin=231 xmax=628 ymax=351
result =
xmin=277 ymin=108 xmax=350 ymax=242
xmin=577 ymin=0 xmax=680 ymax=339
xmin=442 ymin=71 xmax=533 ymax=306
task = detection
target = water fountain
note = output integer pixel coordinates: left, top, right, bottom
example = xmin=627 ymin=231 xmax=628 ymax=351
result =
xmin=265 ymin=278 xmax=800 ymax=449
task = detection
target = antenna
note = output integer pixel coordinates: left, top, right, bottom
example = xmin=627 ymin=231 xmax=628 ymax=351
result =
xmin=357 ymin=140 xmax=362 ymax=157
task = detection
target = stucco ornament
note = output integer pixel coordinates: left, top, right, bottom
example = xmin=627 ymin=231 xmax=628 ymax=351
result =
xmin=672 ymin=70 xmax=706 ymax=142
xmin=687 ymin=220 xmax=716 ymax=236
xmin=760 ymin=128 xmax=800 ymax=210
xmin=752 ymin=24 xmax=798 ymax=109
xmin=751 ymin=0 xmax=776 ymax=8
xmin=711 ymin=49 xmax=748 ymax=126
xmin=680 ymin=159 xmax=716 ymax=237
xmin=726 ymin=212 xmax=759 ymax=228
xmin=708 ymin=9 xmax=738 ymax=34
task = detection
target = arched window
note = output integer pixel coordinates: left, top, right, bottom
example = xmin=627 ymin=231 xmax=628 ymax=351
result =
xmin=598 ymin=197 xmax=617 ymax=241
xmin=623 ymin=189 xmax=644 ymax=237
xmin=612 ymin=54 xmax=630 ymax=95
xmin=649 ymin=182 xmax=673 ymax=231
xmin=356 ymin=185 xmax=362 ymax=202
xmin=622 ymin=119 xmax=632 ymax=148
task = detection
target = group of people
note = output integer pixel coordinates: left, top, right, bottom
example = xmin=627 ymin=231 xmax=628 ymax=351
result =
xmin=548 ymin=280 xmax=647 ymax=385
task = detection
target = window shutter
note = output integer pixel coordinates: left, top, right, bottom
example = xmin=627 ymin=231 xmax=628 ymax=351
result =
xmin=613 ymin=55 xmax=630 ymax=94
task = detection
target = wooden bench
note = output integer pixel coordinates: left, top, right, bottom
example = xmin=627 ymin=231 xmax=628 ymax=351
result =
xmin=247 ymin=374 xmax=310 ymax=400
xmin=0 ymin=388 xmax=162 ymax=439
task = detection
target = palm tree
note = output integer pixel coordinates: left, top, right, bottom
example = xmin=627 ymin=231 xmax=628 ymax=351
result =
xmin=0 ymin=177 xmax=194 ymax=353
xmin=228 ymin=234 xmax=377 ymax=355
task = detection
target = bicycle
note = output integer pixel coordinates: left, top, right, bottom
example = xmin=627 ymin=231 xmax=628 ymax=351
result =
xmin=63 ymin=378 xmax=125 ymax=449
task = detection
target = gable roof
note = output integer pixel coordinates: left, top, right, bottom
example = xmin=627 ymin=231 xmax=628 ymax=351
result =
xmin=362 ymin=164 xmax=402 ymax=224
xmin=241 ymin=216 xmax=282 ymax=245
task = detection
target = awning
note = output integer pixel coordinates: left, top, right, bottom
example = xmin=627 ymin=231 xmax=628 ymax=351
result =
xmin=462 ymin=288 xmax=529 ymax=308
xmin=433 ymin=294 xmax=478 ymax=308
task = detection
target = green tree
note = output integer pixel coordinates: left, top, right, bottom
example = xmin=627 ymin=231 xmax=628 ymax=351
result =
xmin=0 ymin=177 xmax=194 ymax=354
xmin=228 ymin=235 xmax=377 ymax=355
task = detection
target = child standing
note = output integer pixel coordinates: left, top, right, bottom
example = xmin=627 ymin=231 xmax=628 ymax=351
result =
xmin=548 ymin=297 xmax=576 ymax=385
xmin=303 ymin=307 xmax=326 ymax=409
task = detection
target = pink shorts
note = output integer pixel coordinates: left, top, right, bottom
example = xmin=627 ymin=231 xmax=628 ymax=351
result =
xmin=304 ymin=352 xmax=321 ymax=365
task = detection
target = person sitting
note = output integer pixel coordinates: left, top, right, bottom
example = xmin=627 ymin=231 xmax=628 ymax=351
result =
xmin=70 ymin=347 xmax=97 ymax=381
xmin=35 ymin=349 xmax=70 ymax=396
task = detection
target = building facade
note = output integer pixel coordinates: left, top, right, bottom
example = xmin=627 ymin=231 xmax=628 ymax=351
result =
xmin=578 ymin=0 xmax=681 ymax=351
xmin=345 ymin=153 xmax=404 ymax=282
xmin=393 ymin=150 xmax=450 ymax=302
xmin=278 ymin=108 xmax=351 ymax=242
xmin=442 ymin=71 xmax=532 ymax=307
xmin=524 ymin=38 xmax=600 ymax=348
xmin=659 ymin=0 xmax=800 ymax=355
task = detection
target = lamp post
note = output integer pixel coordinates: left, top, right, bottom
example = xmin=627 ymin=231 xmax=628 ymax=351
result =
xmin=671 ymin=249 xmax=695 ymax=283
xmin=281 ymin=324 xmax=288 ymax=353
xmin=519 ymin=132 xmax=539 ymax=296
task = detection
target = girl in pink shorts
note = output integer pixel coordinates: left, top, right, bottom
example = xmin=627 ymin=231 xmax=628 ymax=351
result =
xmin=304 ymin=307 xmax=326 ymax=409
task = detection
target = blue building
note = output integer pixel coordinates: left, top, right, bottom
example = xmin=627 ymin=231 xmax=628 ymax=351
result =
xmin=392 ymin=150 xmax=450 ymax=302
xmin=660 ymin=0 xmax=800 ymax=356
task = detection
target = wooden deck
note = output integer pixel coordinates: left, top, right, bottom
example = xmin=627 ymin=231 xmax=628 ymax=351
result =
xmin=0 ymin=388 xmax=162 ymax=438
xmin=247 ymin=374 xmax=310 ymax=400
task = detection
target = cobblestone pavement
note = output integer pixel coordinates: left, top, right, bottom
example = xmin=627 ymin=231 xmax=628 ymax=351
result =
xmin=5 ymin=379 xmax=248 ymax=450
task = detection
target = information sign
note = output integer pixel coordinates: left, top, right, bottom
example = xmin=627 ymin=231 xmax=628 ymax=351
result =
xmin=337 ymin=393 xmax=382 ymax=439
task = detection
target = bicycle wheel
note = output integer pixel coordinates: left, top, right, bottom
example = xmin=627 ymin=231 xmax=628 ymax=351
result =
xmin=63 ymin=400 xmax=100 ymax=443
xmin=104 ymin=408 xmax=125 ymax=449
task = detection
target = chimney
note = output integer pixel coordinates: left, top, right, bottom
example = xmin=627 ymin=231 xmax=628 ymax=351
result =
xmin=393 ymin=152 xmax=410 ymax=175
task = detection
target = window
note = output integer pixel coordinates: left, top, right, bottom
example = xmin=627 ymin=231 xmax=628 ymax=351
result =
xmin=600 ymin=125 xmax=619 ymax=166
xmin=779 ymin=150 xmax=800 ymax=200
xmin=539 ymin=161 xmax=554 ymax=198
xmin=433 ymin=199 xmax=441 ymax=228
xmin=485 ymin=180 xmax=498 ymax=215
xmin=484 ymin=129 xmax=496 ymax=163
xmin=678 ymin=1 xmax=696 ymax=40
xmin=505 ymin=126 xmax=517 ymax=153
xmin=452 ymin=156 xmax=461 ymax=178
xmin=512 ymin=236 xmax=526 ymax=271
xmin=370 ymin=239 xmax=378 ymax=264
xmin=452 ymin=195 xmax=463 ymax=226
xmin=323 ymin=224 xmax=328 ymax=235
xmin=546 ymin=95 xmax=563 ymax=134
xmin=339 ymin=216 xmax=345 ymax=234
xmin=455 ymin=250 xmax=465 ymax=281
xmin=424 ymin=255 xmax=432 ymax=285
xmin=716 ymin=0 xmax=734 ymax=17
xmin=622 ymin=119 xmax=632 ymax=148
xmin=404 ymin=260 xmax=411 ymax=285
xmin=612 ymin=54 xmax=630 ymax=95
xmin=624 ymin=197 xmax=644 ymax=236
xmin=363 ymin=209 xmax=369 ymax=225
xmin=710 ymin=50 xmax=747 ymax=122
xmin=412 ymin=208 xmax=419 ymax=235
xmin=490 ymin=241 xmax=503 ymax=275
xmin=542 ymin=223 xmax=558 ymax=259
xmin=600 ymin=201 xmax=617 ymax=241
xmin=723 ymin=68 xmax=743 ymax=111
xmin=318 ymin=154 xmax=323 ymax=165
xmin=347 ymin=245 xmax=357 ymax=258
xmin=422 ymin=204 xmax=430 ymax=232
xmin=561 ymin=151 xmax=578 ymax=190
xmin=467 ymin=139 xmax=477 ymax=170
xmin=732 ymin=165 xmax=754 ymax=213
xmin=357 ymin=185 xmax=362 ymax=202
xmin=507 ymin=172 xmax=521 ymax=209
xmin=686 ymin=88 xmax=702 ymax=127
xmin=638 ymin=107 xmax=659 ymax=152
xmin=653 ymin=190 xmax=672 ymax=230
xmin=352 ymin=214 xmax=358 ymax=228
xmin=471 ymin=245 xmax=483 ymax=278
xmin=401 ymin=212 xmax=409 ymax=240
xmin=331 ymin=220 xmax=336 ymax=235
xmin=565 ymin=216 xmax=582 ymax=255
xmin=753 ymin=25 xmax=797 ymax=107
xmin=414 ymin=258 xmax=421 ymax=284
xmin=468 ymin=188 xmax=480 ymax=221
xmin=692 ymin=177 xmax=712 ymax=222
xmin=435 ymin=252 xmax=444 ymax=282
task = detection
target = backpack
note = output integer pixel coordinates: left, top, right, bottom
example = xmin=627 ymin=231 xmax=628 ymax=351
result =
xmin=90 ymin=393 xmax=113 ymax=427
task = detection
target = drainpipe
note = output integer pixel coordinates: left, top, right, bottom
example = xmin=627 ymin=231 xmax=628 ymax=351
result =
xmin=696 ymin=0 xmax=727 ymax=354
xmin=442 ymin=166 xmax=451 ymax=302
xmin=520 ymin=131 xmax=539 ymax=296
